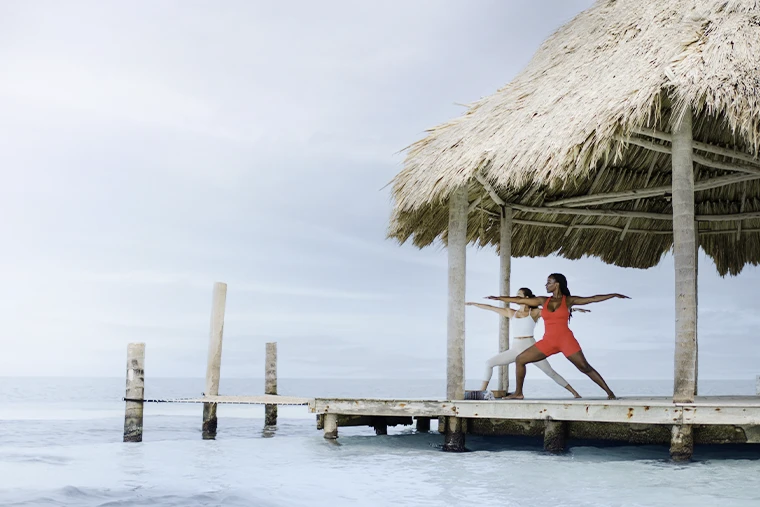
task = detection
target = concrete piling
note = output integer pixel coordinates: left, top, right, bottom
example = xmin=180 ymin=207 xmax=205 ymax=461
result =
xmin=543 ymin=419 xmax=567 ymax=453
xmin=443 ymin=416 xmax=466 ymax=452
xmin=323 ymin=414 xmax=338 ymax=439
xmin=670 ymin=424 xmax=694 ymax=461
xmin=123 ymin=342 xmax=145 ymax=442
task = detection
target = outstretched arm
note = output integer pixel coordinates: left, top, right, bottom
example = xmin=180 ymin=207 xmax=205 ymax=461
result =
xmin=485 ymin=295 xmax=545 ymax=307
xmin=568 ymin=294 xmax=629 ymax=307
xmin=465 ymin=302 xmax=515 ymax=318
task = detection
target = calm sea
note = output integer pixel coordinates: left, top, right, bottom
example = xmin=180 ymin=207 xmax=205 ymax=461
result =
xmin=0 ymin=377 xmax=758 ymax=507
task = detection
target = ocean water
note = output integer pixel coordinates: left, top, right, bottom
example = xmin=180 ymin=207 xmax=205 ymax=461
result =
xmin=0 ymin=377 xmax=758 ymax=507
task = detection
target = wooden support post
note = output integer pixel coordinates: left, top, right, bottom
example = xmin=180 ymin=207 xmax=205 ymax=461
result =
xmin=543 ymin=419 xmax=567 ymax=453
xmin=203 ymin=282 xmax=227 ymax=439
xmin=670 ymin=425 xmax=694 ymax=461
xmin=694 ymin=231 xmax=699 ymax=395
xmin=756 ymin=375 xmax=760 ymax=396
xmin=447 ymin=186 xmax=468 ymax=401
xmin=373 ymin=417 xmax=388 ymax=435
xmin=498 ymin=206 xmax=512 ymax=392
xmin=123 ymin=342 xmax=145 ymax=443
xmin=437 ymin=417 xmax=446 ymax=434
xmin=323 ymin=413 xmax=338 ymax=440
xmin=443 ymin=416 xmax=466 ymax=452
xmin=672 ymin=108 xmax=698 ymax=403
xmin=416 ymin=417 xmax=431 ymax=433
xmin=264 ymin=342 xmax=277 ymax=426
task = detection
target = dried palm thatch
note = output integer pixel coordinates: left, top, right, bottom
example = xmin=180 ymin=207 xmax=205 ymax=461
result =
xmin=388 ymin=0 xmax=760 ymax=276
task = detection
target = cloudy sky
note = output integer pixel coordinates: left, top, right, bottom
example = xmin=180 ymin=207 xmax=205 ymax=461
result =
xmin=2 ymin=0 xmax=758 ymax=385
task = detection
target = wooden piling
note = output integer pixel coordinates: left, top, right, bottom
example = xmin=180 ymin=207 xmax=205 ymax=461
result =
xmin=437 ymin=416 xmax=446 ymax=434
xmin=498 ymin=206 xmax=512 ymax=392
xmin=123 ymin=342 xmax=145 ymax=443
xmin=447 ymin=186 xmax=468 ymax=401
xmin=373 ymin=417 xmax=388 ymax=435
xmin=543 ymin=419 xmax=567 ymax=453
xmin=671 ymin=108 xmax=698 ymax=403
xmin=323 ymin=413 xmax=338 ymax=439
xmin=756 ymin=375 xmax=760 ymax=395
xmin=415 ymin=417 xmax=431 ymax=433
xmin=443 ymin=416 xmax=466 ymax=452
xmin=264 ymin=342 xmax=277 ymax=426
xmin=203 ymin=282 xmax=227 ymax=439
xmin=670 ymin=424 xmax=694 ymax=461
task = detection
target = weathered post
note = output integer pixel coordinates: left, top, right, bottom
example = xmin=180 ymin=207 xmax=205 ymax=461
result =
xmin=670 ymin=424 xmax=693 ymax=461
xmin=203 ymin=282 xmax=227 ymax=439
xmin=443 ymin=415 xmax=466 ymax=452
xmin=123 ymin=343 xmax=145 ymax=442
xmin=756 ymin=375 xmax=760 ymax=395
xmin=672 ymin=107 xmax=698 ymax=403
xmin=415 ymin=417 xmax=431 ymax=433
xmin=264 ymin=342 xmax=277 ymax=426
xmin=498 ymin=206 xmax=512 ymax=392
xmin=373 ymin=417 xmax=388 ymax=435
xmin=543 ymin=419 xmax=567 ymax=453
xmin=444 ymin=186 xmax=468 ymax=451
xmin=323 ymin=413 xmax=338 ymax=439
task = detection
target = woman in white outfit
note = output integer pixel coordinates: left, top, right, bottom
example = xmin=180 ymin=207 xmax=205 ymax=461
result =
xmin=467 ymin=287 xmax=582 ymax=398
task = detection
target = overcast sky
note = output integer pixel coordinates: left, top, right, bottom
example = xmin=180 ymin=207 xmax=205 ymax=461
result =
xmin=1 ymin=1 xmax=758 ymax=385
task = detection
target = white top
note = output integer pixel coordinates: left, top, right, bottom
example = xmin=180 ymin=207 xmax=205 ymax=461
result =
xmin=511 ymin=310 xmax=538 ymax=337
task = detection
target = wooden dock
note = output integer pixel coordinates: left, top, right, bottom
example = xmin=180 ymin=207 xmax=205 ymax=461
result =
xmin=310 ymin=395 xmax=760 ymax=455
xmin=121 ymin=282 xmax=760 ymax=460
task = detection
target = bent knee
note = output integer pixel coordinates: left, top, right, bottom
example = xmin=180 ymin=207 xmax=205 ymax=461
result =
xmin=577 ymin=363 xmax=593 ymax=374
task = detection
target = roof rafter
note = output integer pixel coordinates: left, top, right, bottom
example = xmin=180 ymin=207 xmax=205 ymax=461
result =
xmin=634 ymin=128 xmax=760 ymax=167
xmin=616 ymin=136 xmax=760 ymax=175
xmin=546 ymin=172 xmax=760 ymax=208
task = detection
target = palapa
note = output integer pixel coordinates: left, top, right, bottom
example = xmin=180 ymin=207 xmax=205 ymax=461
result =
xmin=388 ymin=0 xmax=760 ymax=275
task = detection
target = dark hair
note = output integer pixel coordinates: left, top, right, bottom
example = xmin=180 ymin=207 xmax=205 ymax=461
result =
xmin=548 ymin=273 xmax=571 ymax=297
xmin=518 ymin=287 xmax=539 ymax=309
xmin=548 ymin=273 xmax=573 ymax=319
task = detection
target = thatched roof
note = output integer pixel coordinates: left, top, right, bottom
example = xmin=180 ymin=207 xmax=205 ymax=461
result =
xmin=389 ymin=0 xmax=760 ymax=276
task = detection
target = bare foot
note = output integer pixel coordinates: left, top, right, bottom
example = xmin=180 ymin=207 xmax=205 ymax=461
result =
xmin=574 ymin=393 xmax=582 ymax=399
xmin=607 ymin=394 xmax=617 ymax=400
xmin=505 ymin=393 xmax=524 ymax=400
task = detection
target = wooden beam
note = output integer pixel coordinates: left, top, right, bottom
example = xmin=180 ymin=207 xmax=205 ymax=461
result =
xmin=621 ymin=154 xmax=659 ymax=240
xmin=511 ymin=203 xmax=671 ymax=221
xmin=737 ymin=184 xmax=747 ymax=240
xmin=513 ymin=218 xmax=672 ymax=235
xmin=474 ymin=172 xmax=506 ymax=206
xmin=564 ymin=216 xmax=579 ymax=237
xmin=484 ymin=205 xmax=760 ymax=224
xmin=618 ymin=136 xmax=760 ymax=175
xmin=547 ymin=172 xmax=760 ymax=208
xmin=697 ymin=210 xmax=760 ymax=222
xmin=468 ymin=194 xmax=484 ymax=213
xmin=634 ymin=127 xmax=760 ymax=167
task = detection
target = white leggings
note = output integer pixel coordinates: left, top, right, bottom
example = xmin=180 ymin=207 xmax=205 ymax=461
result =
xmin=482 ymin=336 xmax=569 ymax=388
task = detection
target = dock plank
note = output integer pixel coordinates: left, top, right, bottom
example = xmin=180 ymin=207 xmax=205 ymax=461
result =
xmin=309 ymin=396 xmax=760 ymax=426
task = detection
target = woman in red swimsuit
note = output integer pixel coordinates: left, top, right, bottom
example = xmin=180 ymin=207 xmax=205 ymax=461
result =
xmin=487 ymin=273 xmax=628 ymax=400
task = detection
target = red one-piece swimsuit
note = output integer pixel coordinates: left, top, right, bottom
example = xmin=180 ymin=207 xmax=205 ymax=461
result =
xmin=535 ymin=296 xmax=582 ymax=357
